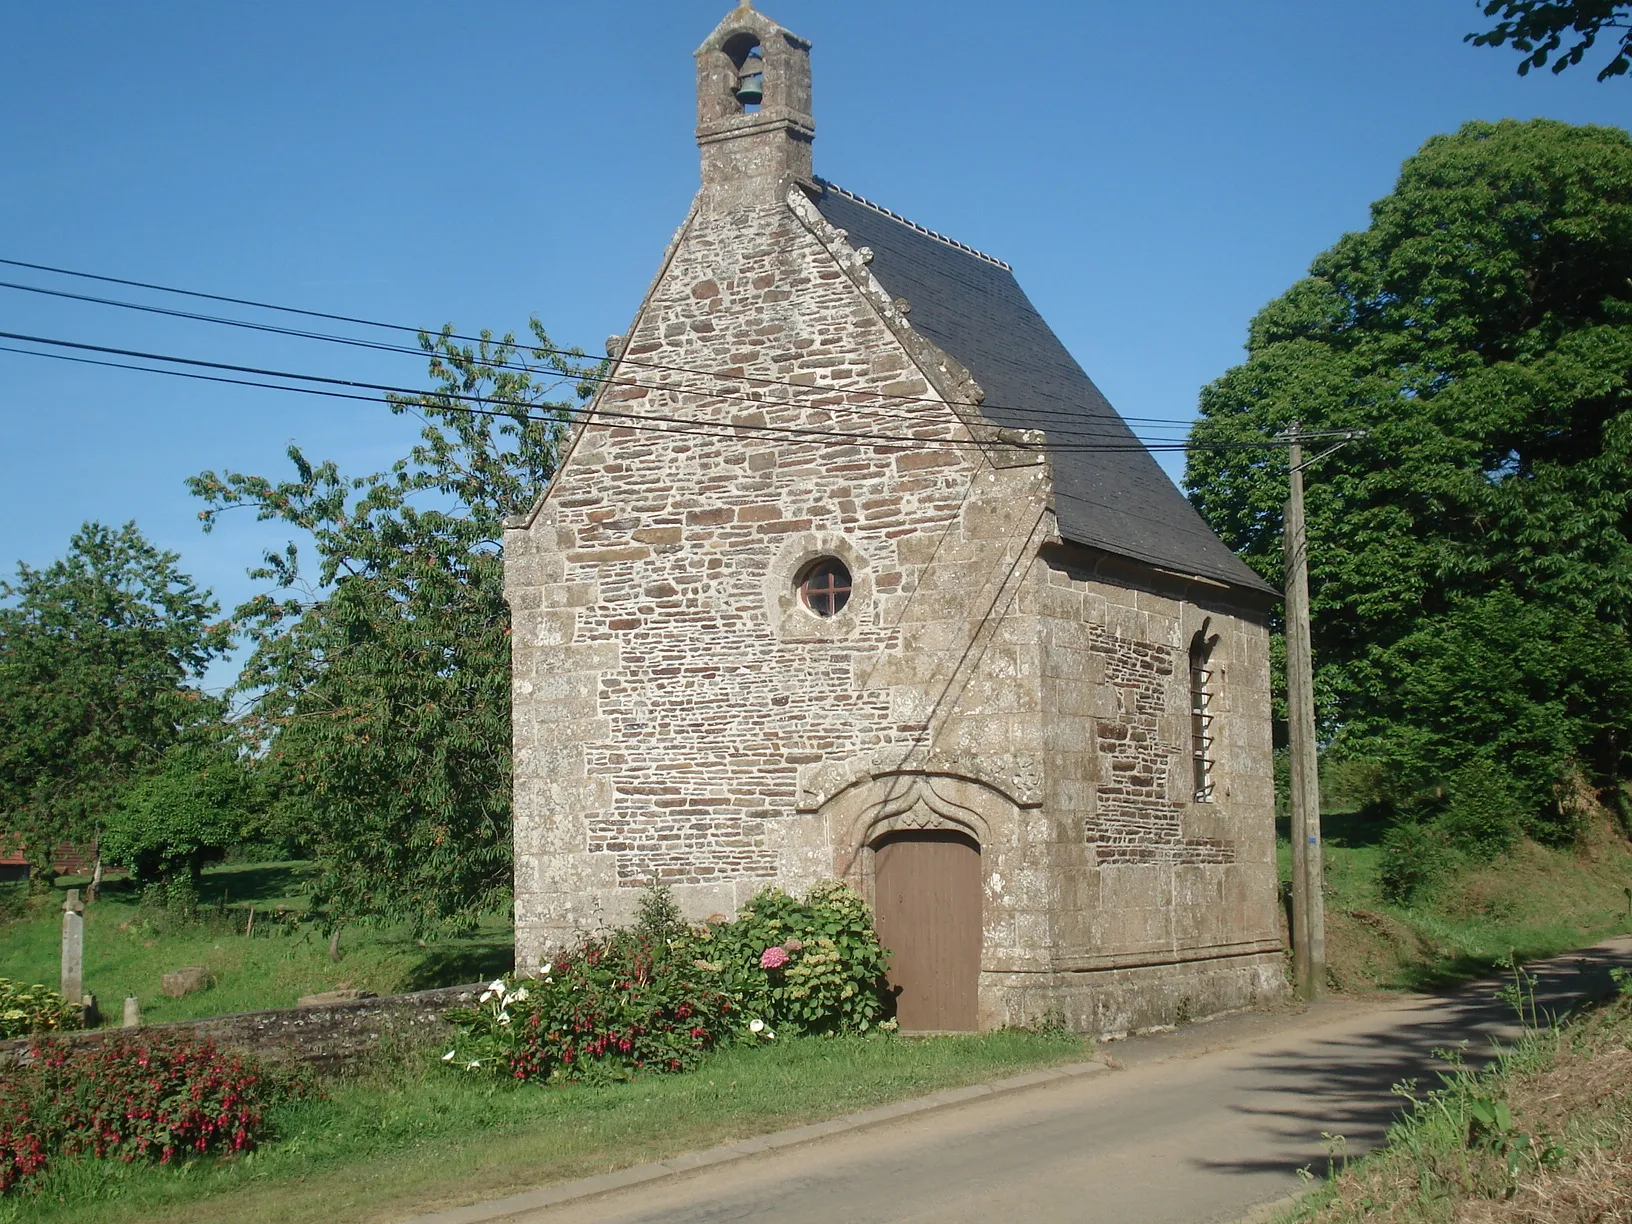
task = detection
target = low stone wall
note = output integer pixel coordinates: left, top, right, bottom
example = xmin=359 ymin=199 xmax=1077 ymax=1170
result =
xmin=1 ymin=983 xmax=485 ymax=1072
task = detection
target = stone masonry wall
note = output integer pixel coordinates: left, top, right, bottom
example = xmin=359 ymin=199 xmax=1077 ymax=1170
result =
xmin=1026 ymin=547 xmax=1284 ymax=1013
xmin=0 ymin=985 xmax=481 ymax=1073
xmin=506 ymin=184 xmax=1053 ymax=963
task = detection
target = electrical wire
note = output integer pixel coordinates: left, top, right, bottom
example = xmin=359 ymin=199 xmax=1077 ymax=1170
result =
xmin=0 ymin=332 xmax=1292 ymax=455
xmin=0 ymin=277 xmax=1198 ymax=446
xmin=0 ymin=256 xmax=1206 ymax=435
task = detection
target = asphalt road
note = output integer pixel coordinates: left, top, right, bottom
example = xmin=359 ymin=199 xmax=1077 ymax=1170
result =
xmin=502 ymin=937 xmax=1632 ymax=1224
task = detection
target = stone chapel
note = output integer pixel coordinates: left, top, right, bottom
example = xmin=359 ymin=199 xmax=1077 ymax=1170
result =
xmin=504 ymin=3 xmax=1287 ymax=1034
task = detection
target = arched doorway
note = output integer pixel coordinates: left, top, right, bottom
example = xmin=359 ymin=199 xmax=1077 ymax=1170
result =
xmin=872 ymin=829 xmax=982 ymax=1032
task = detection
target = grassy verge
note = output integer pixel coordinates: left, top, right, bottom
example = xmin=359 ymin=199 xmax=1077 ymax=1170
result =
xmin=1289 ymin=976 xmax=1632 ymax=1222
xmin=1278 ymin=812 xmax=1632 ymax=993
xmin=0 ymin=863 xmax=510 ymax=1024
xmin=2 ymin=1029 xmax=1090 ymax=1224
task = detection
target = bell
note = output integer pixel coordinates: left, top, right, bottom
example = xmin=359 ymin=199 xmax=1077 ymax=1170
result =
xmin=736 ymin=52 xmax=764 ymax=105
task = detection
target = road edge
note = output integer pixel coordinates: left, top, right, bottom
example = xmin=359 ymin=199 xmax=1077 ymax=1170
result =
xmin=1221 ymin=1191 xmax=1306 ymax=1224
xmin=399 ymin=1058 xmax=1111 ymax=1224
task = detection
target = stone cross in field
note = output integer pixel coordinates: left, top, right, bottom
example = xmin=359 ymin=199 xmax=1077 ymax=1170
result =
xmin=60 ymin=888 xmax=84 ymax=1004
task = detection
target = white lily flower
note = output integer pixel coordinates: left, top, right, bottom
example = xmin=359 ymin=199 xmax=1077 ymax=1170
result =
xmin=511 ymin=987 xmax=530 ymax=1002
xmin=478 ymin=990 xmax=494 ymax=1004
xmin=765 ymin=1029 xmax=775 ymax=1040
xmin=498 ymin=1012 xmax=512 ymax=1026
xmin=539 ymin=961 xmax=552 ymax=975
xmin=441 ymin=1049 xmax=457 ymax=1062
xmin=748 ymin=1018 xmax=764 ymax=1033
xmin=489 ymin=978 xmax=507 ymax=993
xmin=465 ymin=1059 xmax=481 ymax=1071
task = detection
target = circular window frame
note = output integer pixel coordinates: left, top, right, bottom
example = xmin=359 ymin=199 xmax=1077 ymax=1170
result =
xmin=763 ymin=533 xmax=874 ymax=641
xmin=797 ymin=556 xmax=853 ymax=618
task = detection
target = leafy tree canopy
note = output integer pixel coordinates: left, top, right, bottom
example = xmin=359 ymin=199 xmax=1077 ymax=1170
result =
xmin=1185 ymin=119 xmax=1632 ymax=825
xmin=190 ymin=323 xmax=592 ymax=934
xmin=0 ymin=522 xmax=229 ymax=880
xmin=102 ymin=744 xmax=262 ymax=911
xmin=1469 ymin=1 xmax=1632 ymax=82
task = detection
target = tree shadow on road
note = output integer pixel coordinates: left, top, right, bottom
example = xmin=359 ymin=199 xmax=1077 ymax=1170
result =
xmin=1191 ymin=940 xmax=1632 ymax=1182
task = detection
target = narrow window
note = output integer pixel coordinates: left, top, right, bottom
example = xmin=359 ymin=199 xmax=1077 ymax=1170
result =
xmin=799 ymin=558 xmax=852 ymax=617
xmin=1189 ymin=623 xmax=1220 ymax=803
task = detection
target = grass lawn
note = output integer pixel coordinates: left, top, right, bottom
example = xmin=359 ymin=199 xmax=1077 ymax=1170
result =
xmin=0 ymin=862 xmax=511 ymax=1024
xmin=2 ymin=1029 xmax=1091 ymax=1224
xmin=1278 ymin=810 xmax=1632 ymax=993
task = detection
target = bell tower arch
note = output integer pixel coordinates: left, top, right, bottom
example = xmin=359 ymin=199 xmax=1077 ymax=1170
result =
xmin=694 ymin=4 xmax=815 ymax=200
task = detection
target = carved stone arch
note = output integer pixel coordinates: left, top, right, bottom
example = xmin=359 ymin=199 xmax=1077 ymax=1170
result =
xmin=821 ymin=769 xmax=1019 ymax=888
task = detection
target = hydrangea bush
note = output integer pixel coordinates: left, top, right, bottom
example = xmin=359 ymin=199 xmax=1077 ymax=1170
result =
xmin=700 ymin=881 xmax=891 ymax=1037
xmin=0 ymin=1036 xmax=301 ymax=1194
xmin=444 ymin=880 xmax=891 ymax=1083
xmin=0 ymin=980 xmax=80 ymax=1040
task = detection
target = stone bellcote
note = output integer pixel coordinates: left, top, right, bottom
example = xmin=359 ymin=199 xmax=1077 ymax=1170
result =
xmin=694 ymin=4 xmax=814 ymax=202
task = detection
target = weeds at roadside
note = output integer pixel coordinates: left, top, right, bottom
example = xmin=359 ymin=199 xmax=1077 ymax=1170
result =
xmin=1289 ymin=960 xmax=1632 ymax=1223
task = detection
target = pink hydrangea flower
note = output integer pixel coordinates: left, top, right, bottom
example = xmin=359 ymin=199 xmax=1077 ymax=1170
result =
xmin=759 ymin=946 xmax=790 ymax=970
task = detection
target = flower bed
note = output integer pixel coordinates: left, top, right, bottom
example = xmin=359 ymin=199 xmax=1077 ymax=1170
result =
xmin=445 ymin=881 xmax=892 ymax=1084
xmin=0 ymin=1036 xmax=301 ymax=1194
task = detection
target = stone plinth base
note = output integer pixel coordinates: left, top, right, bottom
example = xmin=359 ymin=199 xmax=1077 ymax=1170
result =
xmin=981 ymin=950 xmax=1289 ymax=1037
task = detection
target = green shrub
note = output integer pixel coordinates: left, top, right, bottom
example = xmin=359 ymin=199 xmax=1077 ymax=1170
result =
xmin=1439 ymin=760 xmax=1525 ymax=861
xmin=1320 ymin=755 xmax=1388 ymax=813
xmin=0 ymin=981 xmax=79 ymax=1040
xmin=444 ymin=881 xmax=892 ymax=1083
xmin=101 ymin=748 xmax=259 ymax=912
xmin=700 ymin=881 xmax=891 ymax=1036
xmin=1378 ymin=821 xmax=1454 ymax=905
xmin=444 ymin=925 xmax=734 ymax=1083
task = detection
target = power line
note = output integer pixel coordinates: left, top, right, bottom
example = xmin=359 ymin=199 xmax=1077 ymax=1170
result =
xmin=0 ymin=255 xmax=1204 ymax=435
xmin=0 ymin=331 xmax=1292 ymax=456
xmin=0 ymin=276 xmax=1193 ymax=447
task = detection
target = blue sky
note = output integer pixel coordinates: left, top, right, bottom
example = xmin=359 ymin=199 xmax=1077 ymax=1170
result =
xmin=0 ymin=1 xmax=1625 ymax=689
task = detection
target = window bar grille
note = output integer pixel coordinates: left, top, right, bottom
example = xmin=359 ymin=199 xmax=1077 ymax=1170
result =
xmin=1190 ymin=665 xmax=1215 ymax=802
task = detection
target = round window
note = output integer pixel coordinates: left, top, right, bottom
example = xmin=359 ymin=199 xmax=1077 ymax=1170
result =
xmin=799 ymin=558 xmax=852 ymax=617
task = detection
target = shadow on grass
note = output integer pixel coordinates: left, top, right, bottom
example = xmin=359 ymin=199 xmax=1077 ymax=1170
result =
xmin=1277 ymin=810 xmax=1390 ymax=850
xmin=1390 ymin=935 xmax=1623 ymax=993
xmin=196 ymin=863 xmax=314 ymax=908
xmin=52 ymin=862 xmax=316 ymax=909
xmin=400 ymin=935 xmax=514 ymax=991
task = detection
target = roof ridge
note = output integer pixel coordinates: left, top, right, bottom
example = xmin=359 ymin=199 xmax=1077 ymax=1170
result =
xmin=812 ymin=177 xmax=1012 ymax=272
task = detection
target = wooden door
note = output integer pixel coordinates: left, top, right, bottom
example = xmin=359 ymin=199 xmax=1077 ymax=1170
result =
xmin=872 ymin=830 xmax=982 ymax=1032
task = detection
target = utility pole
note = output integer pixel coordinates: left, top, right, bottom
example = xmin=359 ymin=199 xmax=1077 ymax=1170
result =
xmin=1275 ymin=423 xmax=1365 ymax=999
xmin=1283 ymin=425 xmax=1324 ymax=1000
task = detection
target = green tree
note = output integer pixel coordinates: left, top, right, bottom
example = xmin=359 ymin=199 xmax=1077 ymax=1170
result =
xmin=0 ymin=522 xmax=229 ymax=883
xmin=1185 ymin=119 xmax=1632 ymax=829
xmin=190 ymin=322 xmax=592 ymax=934
xmin=1469 ymin=1 xmax=1632 ymax=81
xmin=101 ymin=745 xmax=261 ymax=911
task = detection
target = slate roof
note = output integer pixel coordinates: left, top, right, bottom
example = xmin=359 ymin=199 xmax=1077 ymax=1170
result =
xmin=811 ymin=180 xmax=1276 ymax=598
